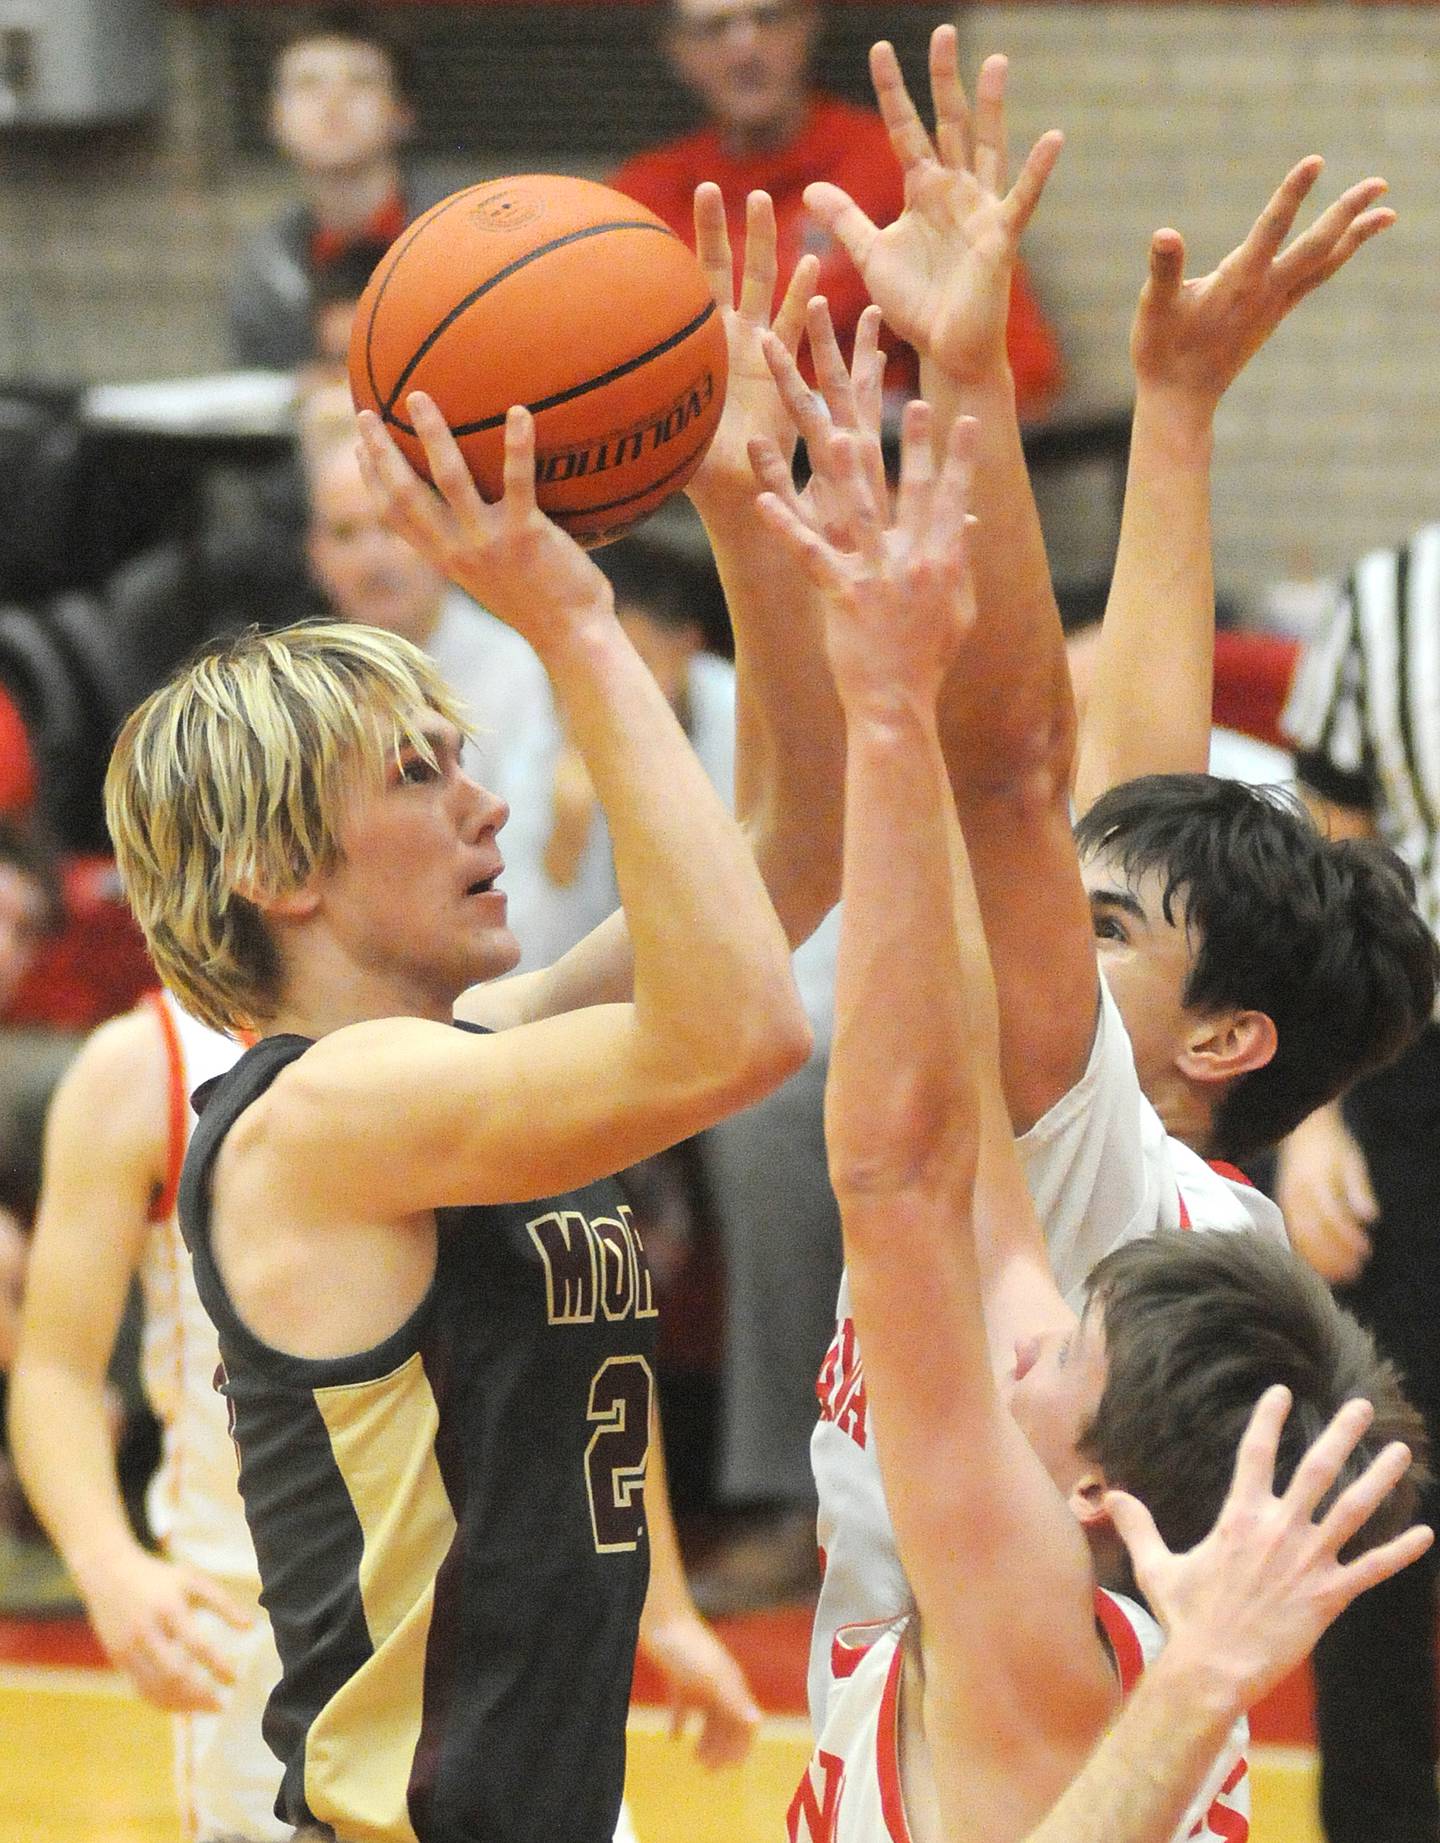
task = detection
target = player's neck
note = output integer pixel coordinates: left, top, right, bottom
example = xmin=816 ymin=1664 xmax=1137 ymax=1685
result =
xmin=307 ymin=160 xmax=402 ymax=234
xmin=266 ymin=942 xmax=459 ymax=1040
xmin=1146 ymin=1066 xmax=1217 ymax=1159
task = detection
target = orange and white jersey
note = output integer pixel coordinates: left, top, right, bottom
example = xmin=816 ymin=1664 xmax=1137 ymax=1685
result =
xmin=791 ymin=1596 xmax=1249 ymax=1843
xmin=810 ymin=975 xmax=1284 ymax=1729
xmin=136 ymin=990 xmax=256 ymax=1587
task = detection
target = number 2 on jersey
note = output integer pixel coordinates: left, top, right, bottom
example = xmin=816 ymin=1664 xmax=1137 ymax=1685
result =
xmin=585 ymin=1354 xmax=653 ymax=1552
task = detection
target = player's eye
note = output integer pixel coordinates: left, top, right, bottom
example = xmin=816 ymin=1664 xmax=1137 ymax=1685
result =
xmin=1091 ymin=912 xmax=1126 ymax=944
xmin=395 ymin=754 xmax=438 ymax=785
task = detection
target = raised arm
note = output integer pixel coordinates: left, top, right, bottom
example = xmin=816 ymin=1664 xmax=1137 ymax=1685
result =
xmin=762 ymin=405 xmax=1112 ymax=1834
xmin=683 ymin=186 xmax=850 ymax=948
xmin=8 ymin=1010 xmax=249 ymax=1710
xmin=1073 ymin=162 xmax=1393 ymax=813
xmin=273 ymin=400 xmax=809 ymax=1217
xmin=804 ymin=33 xmax=1095 ymax=1131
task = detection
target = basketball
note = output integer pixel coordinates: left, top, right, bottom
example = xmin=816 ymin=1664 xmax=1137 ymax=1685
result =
xmin=348 ymin=174 xmax=729 ymax=547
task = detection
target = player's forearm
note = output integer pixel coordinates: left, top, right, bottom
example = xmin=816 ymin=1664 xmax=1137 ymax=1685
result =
xmin=1025 ymin=1643 xmax=1240 ymax=1843
xmin=828 ymin=698 xmax=981 ymax=1196
xmin=8 ymin=1360 xmax=144 ymax=1589
xmin=923 ymin=358 xmax=1075 ymax=803
xmin=697 ymin=498 xmax=847 ymax=947
xmin=541 ymin=605 xmax=809 ymax=1084
xmin=1072 ymin=387 xmax=1216 ymax=814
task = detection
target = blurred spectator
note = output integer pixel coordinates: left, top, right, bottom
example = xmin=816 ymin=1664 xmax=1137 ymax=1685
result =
xmin=501 ymin=536 xmax=840 ymax=1611
xmin=0 ymin=686 xmax=36 ymax=817
xmin=0 ymin=816 xmax=76 ymax=1214
xmin=1278 ymin=529 xmax=1440 ymax=1843
xmin=229 ymin=7 xmax=432 ymax=372
xmin=297 ymin=386 xmax=550 ymax=790
xmin=610 ymin=0 xmax=1063 ymax=417
xmin=305 ymin=235 xmax=393 ymax=386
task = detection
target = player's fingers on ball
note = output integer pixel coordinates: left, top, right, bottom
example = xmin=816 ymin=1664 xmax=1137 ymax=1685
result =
xmin=774 ymin=253 xmax=820 ymax=354
xmin=972 ymin=54 xmax=1010 ymax=195
xmin=1284 ymin=1397 xmax=1375 ymax=1519
xmin=693 ymin=183 xmax=734 ymax=305
xmin=500 ymin=404 xmax=538 ymax=508
xmin=738 ymin=191 xmax=780 ymax=323
xmin=869 ymin=39 xmax=936 ymax=172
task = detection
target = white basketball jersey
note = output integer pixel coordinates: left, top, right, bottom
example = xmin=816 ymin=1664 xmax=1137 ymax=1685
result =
xmin=137 ymin=990 xmax=256 ymax=1586
xmin=810 ymin=978 xmax=1284 ymax=1730
xmin=791 ymin=1596 xmax=1249 ymax=1843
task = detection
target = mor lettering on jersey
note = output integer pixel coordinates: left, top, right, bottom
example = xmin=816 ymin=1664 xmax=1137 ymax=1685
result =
xmin=788 ymin=1749 xmax=846 ymax=1843
xmin=816 ymin=1315 xmax=868 ymax=1451
xmin=527 ymin=1203 xmax=657 ymax=1326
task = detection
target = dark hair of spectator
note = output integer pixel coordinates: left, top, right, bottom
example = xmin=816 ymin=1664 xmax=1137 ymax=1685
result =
xmin=1073 ymin=773 xmax=1440 ymax=1159
xmin=273 ymin=6 xmax=413 ymax=102
xmin=0 ymin=814 xmax=64 ymax=936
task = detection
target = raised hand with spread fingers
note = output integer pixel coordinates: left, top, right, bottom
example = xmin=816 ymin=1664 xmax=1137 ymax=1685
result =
xmin=805 ymin=30 xmax=1062 ymax=389
xmin=1075 ymin=160 xmax=1395 ymax=811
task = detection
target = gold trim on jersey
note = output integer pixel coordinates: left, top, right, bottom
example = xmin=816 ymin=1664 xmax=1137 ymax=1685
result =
xmin=305 ymin=1352 xmax=458 ymax=1843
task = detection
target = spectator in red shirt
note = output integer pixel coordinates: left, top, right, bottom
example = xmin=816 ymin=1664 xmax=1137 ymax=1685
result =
xmin=611 ymin=0 xmax=1063 ymax=418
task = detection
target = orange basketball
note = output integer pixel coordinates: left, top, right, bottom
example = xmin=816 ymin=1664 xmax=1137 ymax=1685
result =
xmin=349 ymin=174 xmax=729 ymax=547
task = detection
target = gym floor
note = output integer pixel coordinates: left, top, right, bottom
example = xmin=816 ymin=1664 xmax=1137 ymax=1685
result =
xmin=0 ymin=1604 xmax=1327 ymax=1843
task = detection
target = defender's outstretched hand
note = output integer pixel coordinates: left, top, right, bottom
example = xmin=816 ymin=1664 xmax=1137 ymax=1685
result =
xmin=356 ymin=395 xmax=611 ymax=649
xmin=684 ymin=185 xmax=818 ymax=506
xmin=804 ymin=29 xmax=1062 ymax=383
xmin=1131 ymin=158 xmax=1394 ymax=412
xmin=756 ymin=400 xmax=978 ymax=706
xmin=1106 ymin=1385 xmax=1432 ymax=1711
xmin=747 ymin=296 xmax=890 ymax=555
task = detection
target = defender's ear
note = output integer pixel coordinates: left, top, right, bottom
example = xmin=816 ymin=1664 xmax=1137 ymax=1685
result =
xmin=1177 ymin=1007 xmax=1277 ymax=1090
xmin=1069 ymin=1468 xmax=1110 ymax=1530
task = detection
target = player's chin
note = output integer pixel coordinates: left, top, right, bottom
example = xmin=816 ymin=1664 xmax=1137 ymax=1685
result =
xmin=474 ymin=921 xmax=523 ymax=982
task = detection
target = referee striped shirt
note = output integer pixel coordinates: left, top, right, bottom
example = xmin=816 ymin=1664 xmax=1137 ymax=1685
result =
xmin=1282 ymin=522 xmax=1440 ymax=947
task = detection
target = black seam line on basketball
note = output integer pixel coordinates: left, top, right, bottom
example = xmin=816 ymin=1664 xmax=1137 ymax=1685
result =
xmin=384 ymin=299 xmax=719 ymax=438
xmin=365 ymin=187 xmax=491 ymax=411
xmin=565 ymin=434 xmax=715 ymax=520
xmin=378 ymin=220 xmax=681 ymax=418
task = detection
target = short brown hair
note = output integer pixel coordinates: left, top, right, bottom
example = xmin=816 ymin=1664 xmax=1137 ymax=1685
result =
xmin=1083 ymin=1229 xmax=1427 ymax=1560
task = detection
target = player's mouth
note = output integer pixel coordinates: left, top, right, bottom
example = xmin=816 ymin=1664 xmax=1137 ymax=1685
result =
xmin=466 ymin=875 xmax=500 ymax=897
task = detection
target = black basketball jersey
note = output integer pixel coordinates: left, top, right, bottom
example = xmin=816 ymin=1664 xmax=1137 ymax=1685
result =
xmin=179 ymin=1026 xmax=657 ymax=1843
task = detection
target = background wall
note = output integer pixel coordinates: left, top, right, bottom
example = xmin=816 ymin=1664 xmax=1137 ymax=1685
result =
xmin=1 ymin=2 xmax=1437 ymax=611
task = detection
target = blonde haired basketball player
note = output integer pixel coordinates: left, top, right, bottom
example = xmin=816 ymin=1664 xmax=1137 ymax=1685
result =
xmin=762 ymin=399 xmax=1430 ymax=1843
xmin=102 ymin=398 xmax=809 ymax=1843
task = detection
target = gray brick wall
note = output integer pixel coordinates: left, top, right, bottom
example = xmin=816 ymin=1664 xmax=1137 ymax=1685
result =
xmin=2 ymin=4 xmax=1438 ymax=608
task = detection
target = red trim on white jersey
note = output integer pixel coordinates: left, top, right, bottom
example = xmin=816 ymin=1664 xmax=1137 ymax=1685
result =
xmin=143 ymin=989 xmax=188 ymax=1226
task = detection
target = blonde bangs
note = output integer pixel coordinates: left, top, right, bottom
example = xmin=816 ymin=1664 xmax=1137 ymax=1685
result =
xmin=105 ymin=622 xmax=472 ymax=1034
